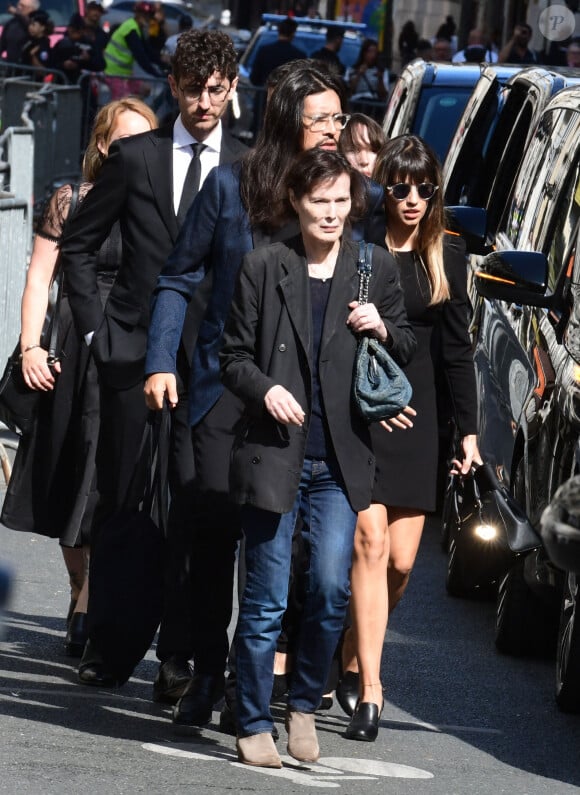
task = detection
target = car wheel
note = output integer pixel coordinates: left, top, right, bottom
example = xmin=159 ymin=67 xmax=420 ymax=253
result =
xmin=555 ymin=571 xmax=580 ymax=712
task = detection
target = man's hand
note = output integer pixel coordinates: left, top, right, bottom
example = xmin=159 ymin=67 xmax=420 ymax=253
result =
xmin=144 ymin=372 xmax=178 ymax=410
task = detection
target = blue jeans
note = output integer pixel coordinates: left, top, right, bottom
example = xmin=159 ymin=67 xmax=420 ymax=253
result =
xmin=235 ymin=458 xmax=357 ymax=737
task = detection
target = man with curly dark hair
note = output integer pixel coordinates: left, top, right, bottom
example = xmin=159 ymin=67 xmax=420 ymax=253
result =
xmin=60 ymin=29 xmax=247 ymax=697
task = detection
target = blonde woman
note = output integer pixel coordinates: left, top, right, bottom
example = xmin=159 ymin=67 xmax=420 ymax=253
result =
xmin=1 ymin=98 xmax=157 ymax=657
xmin=338 ymin=134 xmax=481 ymax=741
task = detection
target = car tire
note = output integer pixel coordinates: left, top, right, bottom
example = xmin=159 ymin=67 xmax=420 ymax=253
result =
xmin=555 ymin=571 xmax=580 ymax=712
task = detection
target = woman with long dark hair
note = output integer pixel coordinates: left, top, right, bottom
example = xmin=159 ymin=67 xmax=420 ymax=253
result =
xmin=338 ymin=134 xmax=481 ymax=741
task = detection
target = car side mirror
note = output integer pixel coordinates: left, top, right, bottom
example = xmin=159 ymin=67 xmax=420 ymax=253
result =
xmin=446 ymin=206 xmax=489 ymax=255
xmin=475 ymin=250 xmax=550 ymax=307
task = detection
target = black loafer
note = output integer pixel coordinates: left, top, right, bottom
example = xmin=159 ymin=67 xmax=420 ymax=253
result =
xmin=153 ymin=656 xmax=193 ymax=704
xmin=344 ymin=701 xmax=382 ymax=742
xmin=78 ymin=640 xmax=117 ymax=687
xmin=65 ymin=612 xmax=88 ymax=658
xmin=336 ymin=671 xmax=359 ymax=717
xmin=173 ymin=673 xmax=224 ymax=729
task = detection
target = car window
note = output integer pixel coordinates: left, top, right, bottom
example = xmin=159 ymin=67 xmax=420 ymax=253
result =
xmin=485 ymin=90 xmax=535 ymax=234
xmin=444 ymin=81 xmax=503 ymax=205
xmin=505 ymin=108 xmax=561 ymax=248
xmin=546 ymin=162 xmax=580 ymax=291
xmin=412 ymin=86 xmax=472 ymax=162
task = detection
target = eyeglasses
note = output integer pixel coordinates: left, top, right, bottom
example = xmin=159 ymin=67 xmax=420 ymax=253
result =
xmin=179 ymin=83 xmax=230 ymax=103
xmin=387 ymin=182 xmax=438 ymax=201
xmin=303 ymin=113 xmax=351 ymax=132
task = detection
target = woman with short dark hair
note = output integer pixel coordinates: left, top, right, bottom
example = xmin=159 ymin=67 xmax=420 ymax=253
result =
xmin=220 ymin=147 xmax=415 ymax=768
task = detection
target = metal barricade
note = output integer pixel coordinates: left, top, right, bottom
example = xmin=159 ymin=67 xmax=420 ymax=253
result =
xmin=0 ymin=194 xmax=28 ymax=367
xmin=1 ymin=81 xmax=83 ymax=213
xmin=0 ymin=61 xmax=68 ymax=84
xmin=0 ymin=125 xmax=34 ymax=241
xmin=78 ymin=72 xmax=176 ymax=148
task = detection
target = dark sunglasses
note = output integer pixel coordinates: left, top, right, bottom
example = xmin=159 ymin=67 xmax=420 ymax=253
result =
xmin=387 ymin=182 xmax=438 ymax=201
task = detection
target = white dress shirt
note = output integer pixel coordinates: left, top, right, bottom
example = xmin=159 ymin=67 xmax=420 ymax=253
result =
xmin=172 ymin=115 xmax=223 ymax=214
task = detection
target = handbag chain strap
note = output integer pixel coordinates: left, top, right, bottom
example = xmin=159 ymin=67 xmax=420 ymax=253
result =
xmin=357 ymin=241 xmax=375 ymax=305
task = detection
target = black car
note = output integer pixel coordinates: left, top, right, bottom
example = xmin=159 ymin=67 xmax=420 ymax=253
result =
xmin=468 ymin=86 xmax=580 ymax=710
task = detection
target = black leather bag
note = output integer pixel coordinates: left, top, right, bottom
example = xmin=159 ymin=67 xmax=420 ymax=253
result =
xmin=88 ymin=409 xmax=169 ymax=686
xmin=352 ymin=241 xmax=413 ymax=421
xmin=0 ymin=185 xmax=79 ymax=435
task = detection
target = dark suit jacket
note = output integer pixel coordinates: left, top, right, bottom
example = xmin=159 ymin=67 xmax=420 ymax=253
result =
xmin=60 ymin=123 xmax=246 ymax=390
xmin=219 ymin=236 xmax=416 ymax=514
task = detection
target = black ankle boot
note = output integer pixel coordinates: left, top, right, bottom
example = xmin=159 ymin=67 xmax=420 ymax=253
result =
xmin=65 ymin=612 xmax=88 ymax=657
xmin=344 ymin=701 xmax=383 ymax=742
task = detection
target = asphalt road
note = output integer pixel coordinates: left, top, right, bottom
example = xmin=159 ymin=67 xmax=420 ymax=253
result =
xmin=1 ymin=494 xmax=580 ymax=794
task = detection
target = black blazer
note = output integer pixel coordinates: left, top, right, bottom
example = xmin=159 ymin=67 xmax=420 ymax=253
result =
xmin=60 ymin=123 xmax=247 ymax=389
xmin=220 ymin=236 xmax=417 ymax=514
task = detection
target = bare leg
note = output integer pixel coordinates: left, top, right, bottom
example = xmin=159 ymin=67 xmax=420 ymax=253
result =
xmin=386 ymin=508 xmax=425 ymax=614
xmin=349 ymin=503 xmax=389 ymax=707
xmin=348 ymin=506 xmax=425 ymax=707
xmin=61 ymin=546 xmax=90 ymax=614
xmin=61 ymin=547 xmax=85 ymax=605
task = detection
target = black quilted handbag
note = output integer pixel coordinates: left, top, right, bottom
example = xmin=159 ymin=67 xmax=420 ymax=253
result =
xmin=352 ymin=241 xmax=413 ymax=422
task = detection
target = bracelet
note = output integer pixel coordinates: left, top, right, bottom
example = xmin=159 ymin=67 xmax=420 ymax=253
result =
xmin=23 ymin=344 xmax=42 ymax=353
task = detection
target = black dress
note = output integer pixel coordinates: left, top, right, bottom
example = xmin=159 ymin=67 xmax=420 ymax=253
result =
xmin=370 ymin=234 xmax=478 ymax=512
xmin=1 ymin=184 xmax=121 ymax=546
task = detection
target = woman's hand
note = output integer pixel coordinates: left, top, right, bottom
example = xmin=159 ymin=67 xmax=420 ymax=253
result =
xmin=264 ymin=385 xmax=305 ymax=426
xmin=379 ymin=405 xmax=416 ymax=432
xmin=347 ymin=301 xmax=387 ymax=342
xmin=21 ymin=347 xmax=60 ymax=391
xmin=450 ymin=434 xmax=483 ymax=475
xmin=144 ymin=373 xmax=178 ymax=410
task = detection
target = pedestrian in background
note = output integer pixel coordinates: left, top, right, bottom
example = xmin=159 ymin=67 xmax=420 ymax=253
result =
xmin=50 ymin=12 xmax=105 ymax=83
xmin=398 ymin=20 xmax=418 ymax=66
xmin=498 ymin=23 xmax=537 ymax=64
xmin=1 ymin=98 xmax=157 ymax=658
xmin=19 ymin=8 xmax=52 ymax=72
xmin=340 ymin=112 xmax=385 ymax=178
xmin=310 ymin=26 xmax=346 ymax=76
xmin=337 ymin=134 xmax=481 ymax=743
xmin=250 ymin=16 xmax=306 ymax=86
xmin=0 ymin=0 xmax=39 ymax=64
xmin=346 ymin=39 xmax=389 ymax=102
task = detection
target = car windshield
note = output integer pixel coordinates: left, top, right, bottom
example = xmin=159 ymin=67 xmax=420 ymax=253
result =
xmin=243 ymin=28 xmax=362 ymax=70
xmin=412 ymin=86 xmax=473 ymax=162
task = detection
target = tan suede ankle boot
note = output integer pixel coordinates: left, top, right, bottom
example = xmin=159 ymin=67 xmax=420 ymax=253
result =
xmin=285 ymin=709 xmax=320 ymax=762
xmin=236 ymin=733 xmax=282 ymax=768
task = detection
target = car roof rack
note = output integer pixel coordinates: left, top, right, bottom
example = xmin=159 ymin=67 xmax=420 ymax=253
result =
xmin=261 ymin=14 xmax=367 ymax=33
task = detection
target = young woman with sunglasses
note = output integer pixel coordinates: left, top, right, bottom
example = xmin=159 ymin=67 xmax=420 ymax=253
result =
xmin=338 ymin=134 xmax=481 ymax=741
